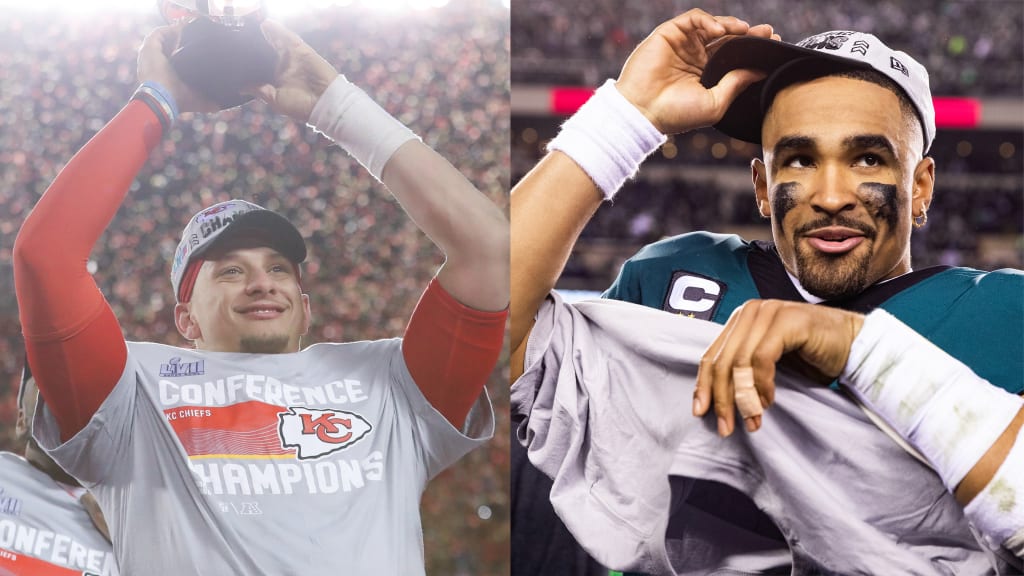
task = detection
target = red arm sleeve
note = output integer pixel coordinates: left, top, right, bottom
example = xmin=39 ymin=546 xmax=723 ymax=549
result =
xmin=402 ymin=277 xmax=507 ymax=429
xmin=13 ymin=100 xmax=164 ymax=442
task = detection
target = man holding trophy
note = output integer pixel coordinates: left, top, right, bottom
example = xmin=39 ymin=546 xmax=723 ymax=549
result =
xmin=13 ymin=2 xmax=509 ymax=573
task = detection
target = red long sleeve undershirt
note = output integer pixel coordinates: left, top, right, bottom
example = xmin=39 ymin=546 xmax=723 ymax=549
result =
xmin=404 ymin=277 xmax=507 ymax=429
xmin=14 ymin=100 xmax=506 ymax=442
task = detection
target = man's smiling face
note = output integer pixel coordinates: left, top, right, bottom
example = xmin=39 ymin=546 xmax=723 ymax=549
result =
xmin=753 ymin=74 xmax=934 ymax=300
xmin=175 ymin=244 xmax=311 ymax=354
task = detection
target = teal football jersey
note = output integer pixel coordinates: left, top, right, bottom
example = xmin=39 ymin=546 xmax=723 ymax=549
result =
xmin=604 ymin=232 xmax=1023 ymax=394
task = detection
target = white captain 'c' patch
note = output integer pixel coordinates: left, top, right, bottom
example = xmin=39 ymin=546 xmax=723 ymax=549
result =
xmin=663 ymin=271 xmax=727 ymax=321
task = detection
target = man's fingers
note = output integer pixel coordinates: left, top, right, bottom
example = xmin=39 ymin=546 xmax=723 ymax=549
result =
xmin=707 ymin=302 xmax=762 ymax=436
xmin=700 ymin=22 xmax=776 ymax=113
xmin=732 ymin=365 xmax=763 ymax=420
xmin=140 ymin=26 xmax=170 ymax=57
xmin=261 ymin=19 xmax=305 ymax=52
xmin=713 ymin=393 xmax=734 ymax=436
xmin=744 ymin=414 xmax=761 ymax=433
xmin=617 ymin=9 xmax=775 ymax=135
xmin=709 ymin=14 xmax=750 ymax=34
xmin=708 ymin=68 xmax=767 ymax=119
xmin=669 ymin=9 xmax=723 ymax=34
xmin=694 ymin=356 xmax=713 ymax=417
xmin=249 ymin=84 xmax=276 ymax=103
xmin=747 ymin=23 xmax=775 ymax=38
xmin=666 ymin=10 xmax=750 ymax=42
xmin=729 ymin=302 xmax=784 ymax=432
xmin=149 ymin=24 xmax=184 ymax=56
xmin=752 ymin=346 xmax=778 ymax=407
xmin=695 ymin=307 xmax=742 ymax=419
xmin=696 ymin=300 xmax=785 ymax=437
xmin=711 ymin=303 xmax=766 ymax=436
xmin=697 ymin=301 xmax=866 ymax=437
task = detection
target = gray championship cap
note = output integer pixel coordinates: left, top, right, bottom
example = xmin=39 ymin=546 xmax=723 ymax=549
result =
xmin=701 ymin=31 xmax=935 ymax=153
xmin=171 ymin=199 xmax=307 ymax=302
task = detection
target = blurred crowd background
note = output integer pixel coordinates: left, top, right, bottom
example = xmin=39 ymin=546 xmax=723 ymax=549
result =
xmin=0 ymin=1 xmax=509 ymax=574
xmin=512 ymin=0 xmax=1024 ymax=293
xmin=513 ymin=0 xmax=1023 ymax=94
xmin=1 ymin=0 xmax=1022 ymax=573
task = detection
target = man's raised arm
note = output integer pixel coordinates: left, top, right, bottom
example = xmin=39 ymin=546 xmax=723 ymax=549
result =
xmin=253 ymin=21 xmax=508 ymax=428
xmin=13 ymin=25 xmax=215 ymax=442
xmin=511 ymin=10 xmax=777 ymax=380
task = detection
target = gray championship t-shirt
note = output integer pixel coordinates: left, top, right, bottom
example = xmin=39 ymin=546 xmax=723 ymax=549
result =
xmin=34 ymin=338 xmax=493 ymax=575
xmin=0 ymin=452 xmax=117 ymax=575
xmin=511 ymin=293 xmax=1018 ymax=575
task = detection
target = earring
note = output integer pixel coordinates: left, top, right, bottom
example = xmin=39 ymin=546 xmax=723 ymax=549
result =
xmin=913 ymin=209 xmax=928 ymax=229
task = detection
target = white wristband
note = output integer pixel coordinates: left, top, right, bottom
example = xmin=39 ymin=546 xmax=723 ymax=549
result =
xmin=841 ymin=309 xmax=1023 ymax=492
xmin=546 ymin=79 xmax=666 ymax=201
xmin=963 ymin=431 xmax=1024 ymax=549
xmin=307 ymin=75 xmax=420 ymax=181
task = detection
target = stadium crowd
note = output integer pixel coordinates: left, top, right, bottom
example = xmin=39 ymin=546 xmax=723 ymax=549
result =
xmin=512 ymin=0 xmax=1024 ymax=96
xmin=511 ymin=0 xmax=1023 ymax=289
xmin=0 ymin=2 xmax=510 ymax=574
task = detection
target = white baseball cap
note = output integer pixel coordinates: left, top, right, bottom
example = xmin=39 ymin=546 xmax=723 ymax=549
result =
xmin=170 ymin=199 xmax=307 ymax=302
xmin=701 ymin=31 xmax=935 ymax=153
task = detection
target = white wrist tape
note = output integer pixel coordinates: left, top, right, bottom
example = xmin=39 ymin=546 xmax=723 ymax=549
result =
xmin=307 ymin=75 xmax=420 ymax=181
xmin=546 ymin=79 xmax=666 ymax=201
xmin=963 ymin=431 xmax=1024 ymax=549
xmin=732 ymin=366 xmax=762 ymax=418
xmin=841 ymin=309 xmax=1023 ymax=492
xmin=1003 ymin=527 xmax=1024 ymax=559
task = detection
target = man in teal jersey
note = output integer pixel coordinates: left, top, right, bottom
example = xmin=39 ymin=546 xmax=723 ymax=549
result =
xmin=510 ymin=7 xmax=1022 ymax=575
xmin=601 ymin=19 xmax=1021 ymax=576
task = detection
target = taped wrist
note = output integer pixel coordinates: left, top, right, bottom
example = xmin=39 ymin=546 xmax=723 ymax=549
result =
xmin=963 ymin=432 xmax=1024 ymax=550
xmin=841 ymin=309 xmax=1023 ymax=492
xmin=307 ymin=75 xmax=420 ymax=181
xmin=546 ymin=79 xmax=666 ymax=201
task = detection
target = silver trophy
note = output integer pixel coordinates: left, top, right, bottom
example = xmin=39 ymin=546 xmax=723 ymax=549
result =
xmin=160 ymin=0 xmax=278 ymax=109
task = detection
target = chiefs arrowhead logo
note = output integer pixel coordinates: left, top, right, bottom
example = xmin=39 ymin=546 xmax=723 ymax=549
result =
xmin=278 ymin=407 xmax=373 ymax=460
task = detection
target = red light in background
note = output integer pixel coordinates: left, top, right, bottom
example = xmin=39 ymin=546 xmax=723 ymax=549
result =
xmin=551 ymin=87 xmax=596 ymax=115
xmin=932 ymin=97 xmax=980 ymax=128
xmin=549 ymin=88 xmax=983 ymax=130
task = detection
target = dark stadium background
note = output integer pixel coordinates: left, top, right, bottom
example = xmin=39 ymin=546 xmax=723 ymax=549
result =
xmin=509 ymin=2 xmax=1021 ymax=574
xmin=512 ymin=0 xmax=1024 ymax=299
xmin=0 ymin=1 xmax=510 ymax=574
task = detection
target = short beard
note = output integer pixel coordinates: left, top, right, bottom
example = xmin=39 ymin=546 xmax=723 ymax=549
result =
xmin=785 ymin=210 xmax=879 ymax=301
xmin=793 ymin=242 xmax=872 ymax=301
xmin=239 ymin=334 xmax=292 ymax=354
